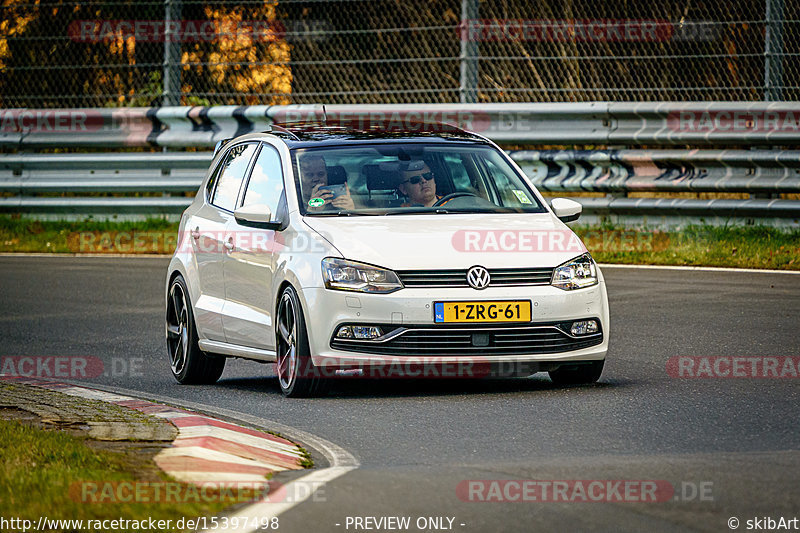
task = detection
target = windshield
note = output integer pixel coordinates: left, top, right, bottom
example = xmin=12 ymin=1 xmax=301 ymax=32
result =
xmin=290 ymin=143 xmax=547 ymax=215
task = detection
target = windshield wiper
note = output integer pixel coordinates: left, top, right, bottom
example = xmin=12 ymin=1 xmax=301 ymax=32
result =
xmin=383 ymin=208 xmax=451 ymax=215
xmin=307 ymin=210 xmax=362 ymax=216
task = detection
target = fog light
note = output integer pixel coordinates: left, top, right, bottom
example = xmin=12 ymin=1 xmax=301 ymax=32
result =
xmin=336 ymin=326 xmax=382 ymax=340
xmin=336 ymin=326 xmax=354 ymax=339
xmin=570 ymin=320 xmax=598 ymax=336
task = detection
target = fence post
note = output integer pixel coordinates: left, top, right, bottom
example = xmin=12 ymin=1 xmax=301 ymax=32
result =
xmin=765 ymin=0 xmax=785 ymax=101
xmin=459 ymin=0 xmax=479 ymax=103
xmin=163 ymin=0 xmax=182 ymax=106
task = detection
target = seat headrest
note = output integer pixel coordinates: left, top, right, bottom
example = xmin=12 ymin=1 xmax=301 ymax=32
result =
xmin=325 ymin=165 xmax=348 ymax=185
xmin=363 ymin=164 xmax=402 ymax=191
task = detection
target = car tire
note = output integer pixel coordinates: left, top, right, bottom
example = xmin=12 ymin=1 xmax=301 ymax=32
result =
xmin=548 ymin=359 xmax=604 ymax=385
xmin=166 ymin=274 xmax=226 ymax=384
xmin=276 ymin=286 xmax=328 ymax=398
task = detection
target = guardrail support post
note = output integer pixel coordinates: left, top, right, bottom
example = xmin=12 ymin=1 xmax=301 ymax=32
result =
xmin=459 ymin=0 xmax=479 ymax=103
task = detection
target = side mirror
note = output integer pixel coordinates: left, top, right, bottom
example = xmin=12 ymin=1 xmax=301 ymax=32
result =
xmin=234 ymin=204 xmax=281 ymax=230
xmin=550 ymin=198 xmax=582 ymax=223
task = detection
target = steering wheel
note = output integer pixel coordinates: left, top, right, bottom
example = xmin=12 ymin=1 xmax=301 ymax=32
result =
xmin=433 ymin=192 xmax=479 ymax=207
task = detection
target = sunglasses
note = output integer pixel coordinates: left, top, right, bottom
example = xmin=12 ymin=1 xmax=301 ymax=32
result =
xmin=402 ymin=172 xmax=434 ymax=185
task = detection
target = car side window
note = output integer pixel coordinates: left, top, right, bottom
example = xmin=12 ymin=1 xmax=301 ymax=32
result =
xmin=442 ymin=153 xmax=470 ymax=190
xmin=241 ymin=144 xmax=284 ymax=217
xmin=210 ymin=143 xmax=258 ymax=212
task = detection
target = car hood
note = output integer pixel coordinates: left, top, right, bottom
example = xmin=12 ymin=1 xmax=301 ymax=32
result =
xmin=302 ymin=213 xmax=588 ymax=270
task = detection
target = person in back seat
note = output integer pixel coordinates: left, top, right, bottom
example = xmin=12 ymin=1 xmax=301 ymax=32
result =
xmin=298 ymin=154 xmax=355 ymax=211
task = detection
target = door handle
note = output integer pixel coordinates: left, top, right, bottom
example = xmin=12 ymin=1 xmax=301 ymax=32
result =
xmin=190 ymin=227 xmax=200 ymax=240
xmin=224 ymin=237 xmax=234 ymax=252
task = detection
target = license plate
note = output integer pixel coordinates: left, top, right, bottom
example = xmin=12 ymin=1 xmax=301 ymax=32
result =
xmin=433 ymin=301 xmax=531 ymax=323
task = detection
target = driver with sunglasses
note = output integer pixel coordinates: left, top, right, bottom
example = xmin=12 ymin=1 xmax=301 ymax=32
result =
xmin=398 ymin=160 xmax=440 ymax=207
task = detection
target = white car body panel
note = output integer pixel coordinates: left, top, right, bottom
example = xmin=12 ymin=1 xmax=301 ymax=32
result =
xmin=302 ymin=213 xmax=588 ymax=272
xmin=222 ymin=224 xmax=276 ymax=350
xmin=186 ymin=207 xmax=231 ymax=342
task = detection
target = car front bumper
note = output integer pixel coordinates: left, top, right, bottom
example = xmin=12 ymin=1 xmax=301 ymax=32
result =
xmin=299 ymin=281 xmax=610 ymax=368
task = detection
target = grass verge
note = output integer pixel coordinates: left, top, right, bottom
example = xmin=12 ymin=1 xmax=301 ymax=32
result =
xmin=0 ymin=416 xmax=261 ymax=532
xmin=0 ymin=215 xmax=798 ymax=270
xmin=573 ymin=224 xmax=800 ymax=270
xmin=0 ymin=216 xmax=177 ymax=254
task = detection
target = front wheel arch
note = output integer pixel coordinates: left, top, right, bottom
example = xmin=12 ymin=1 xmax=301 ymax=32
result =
xmin=274 ymin=284 xmax=327 ymax=397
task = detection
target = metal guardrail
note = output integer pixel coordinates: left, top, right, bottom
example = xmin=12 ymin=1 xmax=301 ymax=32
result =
xmin=574 ymin=197 xmax=800 ymax=219
xmin=0 ymin=153 xmax=209 ymax=214
xmin=0 ymin=196 xmax=193 ymax=214
xmin=512 ymin=149 xmax=800 ymax=194
xmin=1 ymin=149 xmax=798 ymax=223
xmin=1 ymin=103 xmax=799 ymax=223
xmin=3 ymin=102 xmax=800 ymax=148
xmin=0 ymin=153 xmax=209 ymax=193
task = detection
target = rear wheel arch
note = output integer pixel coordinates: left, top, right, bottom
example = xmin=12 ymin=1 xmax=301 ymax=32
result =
xmin=168 ymin=267 xmax=199 ymax=329
xmin=166 ymin=273 xmax=226 ymax=384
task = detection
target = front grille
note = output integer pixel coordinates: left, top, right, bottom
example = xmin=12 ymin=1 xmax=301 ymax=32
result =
xmin=397 ymin=267 xmax=554 ymax=288
xmin=330 ymin=322 xmax=603 ymax=356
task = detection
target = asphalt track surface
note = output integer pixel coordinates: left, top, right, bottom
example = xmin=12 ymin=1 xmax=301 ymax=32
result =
xmin=1 ymin=256 xmax=799 ymax=532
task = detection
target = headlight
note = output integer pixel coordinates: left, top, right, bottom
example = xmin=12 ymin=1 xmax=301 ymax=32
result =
xmin=322 ymin=258 xmax=402 ymax=293
xmin=551 ymin=253 xmax=598 ymax=290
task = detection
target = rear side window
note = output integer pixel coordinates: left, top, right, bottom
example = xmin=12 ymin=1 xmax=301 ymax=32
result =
xmin=241 ymin=144 xmax=284 ymax=217
xmin=209 ymin=143 xmax=258 ymax=211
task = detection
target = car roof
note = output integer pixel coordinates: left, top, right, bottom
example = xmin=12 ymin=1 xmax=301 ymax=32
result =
xmin=255 ymin=121 xmax=490 ymax=148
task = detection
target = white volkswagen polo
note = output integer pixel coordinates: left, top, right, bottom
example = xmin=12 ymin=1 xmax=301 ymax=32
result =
xmin=166 ymin=122 xmax=609 ymax=397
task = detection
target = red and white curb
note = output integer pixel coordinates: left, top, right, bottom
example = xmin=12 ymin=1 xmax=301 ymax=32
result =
xmin=4 ymin=378 xmax=306 ymax=488
xmin=4 ymin=377 xmax=360 ymax=533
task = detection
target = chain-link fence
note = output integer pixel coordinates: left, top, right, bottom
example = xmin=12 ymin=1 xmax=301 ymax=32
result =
xmin=1 ymin=0 xmax=798 ymax=108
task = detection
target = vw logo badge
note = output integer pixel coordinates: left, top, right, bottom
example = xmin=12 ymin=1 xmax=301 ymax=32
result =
xmin=466 ymin=266 xmax=491 ymax=290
